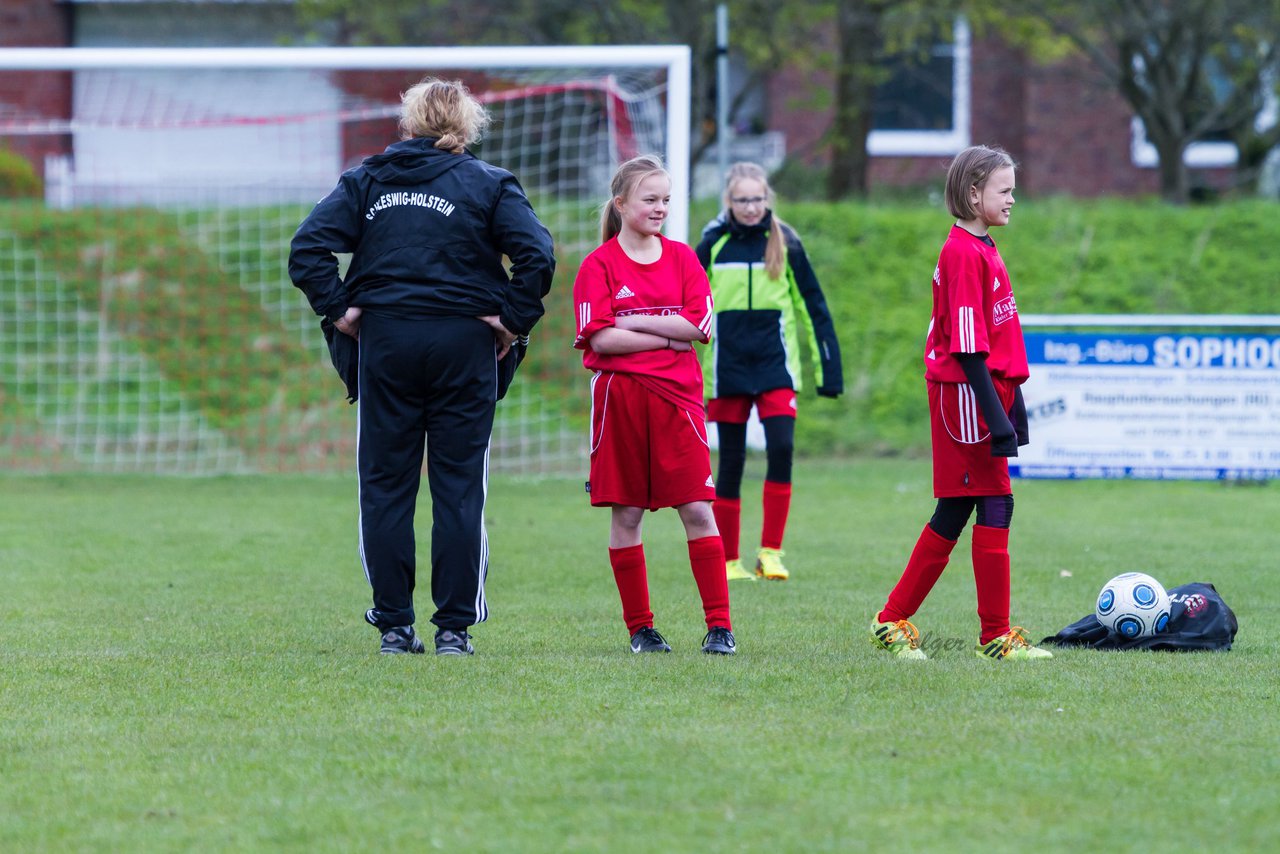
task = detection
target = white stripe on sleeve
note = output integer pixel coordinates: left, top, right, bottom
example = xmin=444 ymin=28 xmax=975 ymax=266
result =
xmin=957 ymin=305 xmax=975 ymax=352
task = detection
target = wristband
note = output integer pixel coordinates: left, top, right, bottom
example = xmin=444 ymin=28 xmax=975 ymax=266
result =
xmin=666 ymin=337 xmax=672 ymax=349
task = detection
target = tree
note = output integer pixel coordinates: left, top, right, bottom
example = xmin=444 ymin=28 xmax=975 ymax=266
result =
xmin=995 ymin=0 xmax=1280 ymax=203
xmin=827 ymin=0 xmax=960 ymax=199
xmin=294 ymin=0 xmax=818 ymax=169
xmin=1207 ymin=27 xmax=1280 ymax=194
xmin=294 ymin=0 xmax=973 ymax=198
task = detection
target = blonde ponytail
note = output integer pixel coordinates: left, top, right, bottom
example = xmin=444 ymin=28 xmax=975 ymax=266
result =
xmin=600 ymin=154 xmax=669 ymax=244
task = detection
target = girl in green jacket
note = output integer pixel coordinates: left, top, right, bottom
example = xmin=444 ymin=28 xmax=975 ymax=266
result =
xmin=695 ymin=162 xmax=844 ymax=582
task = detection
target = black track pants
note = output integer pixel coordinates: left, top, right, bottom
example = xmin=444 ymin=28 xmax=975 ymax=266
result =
xmin=356 ymin=312 xmax=497 ymax=631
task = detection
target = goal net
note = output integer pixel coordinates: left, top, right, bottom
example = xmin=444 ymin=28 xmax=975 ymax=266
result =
xmin=0 ymin=46 xmax=690 ymax=475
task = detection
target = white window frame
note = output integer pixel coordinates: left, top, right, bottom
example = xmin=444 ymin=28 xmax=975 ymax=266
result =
xmin=1130 ymin=62 xmax=1279 ymax=170
xmin=867 ymin=16 xmax=970 ymax=157
xmin=1130 ymin=118 xmax=1238 ymax=168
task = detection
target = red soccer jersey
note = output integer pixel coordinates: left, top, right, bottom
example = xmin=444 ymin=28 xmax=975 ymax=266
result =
xmin=923 ymin=225 xmax=1029 ymax=384
xmin=574 ymin=235 xmax=714 ymax=414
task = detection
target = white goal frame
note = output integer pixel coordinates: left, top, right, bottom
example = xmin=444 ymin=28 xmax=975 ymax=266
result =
xmin=0 ymin=45 xmax=692 ymax=475
xmin=0 ymin=44 xmax=693 ymax=241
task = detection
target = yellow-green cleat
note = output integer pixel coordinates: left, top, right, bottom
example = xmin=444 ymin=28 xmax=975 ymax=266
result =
xmin=755 ymin=547 xmax=789 ymax=580
xmin=870 ymin=618 xmax=928 ymax=660
xmin=726 ymin=558 xmax=757 ymax=582
xmin=975 ymin=627 xmax=1054 ymax=661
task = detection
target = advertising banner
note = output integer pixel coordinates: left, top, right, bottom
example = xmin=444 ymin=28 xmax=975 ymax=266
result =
xmin=1013 ymin=332 xmax=1280 ymax=480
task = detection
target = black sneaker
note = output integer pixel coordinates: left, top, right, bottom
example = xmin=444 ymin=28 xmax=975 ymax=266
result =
xmin=701 ymin=626 xmax=736 ymax=655
xmin=435 ymin=628 xmax=475 ymax=656
xmin=629 ymin=626 xmax=672 ymax=653
xmin=379 ymin=625 xmax=425 ymax=654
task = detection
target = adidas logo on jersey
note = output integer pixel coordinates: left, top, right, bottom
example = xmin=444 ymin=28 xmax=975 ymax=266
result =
xmin=993 ymin=277 xmax=1002 ymax=292
xmin=615 ymin=285 xmax=636 ymax=299
xmin=705 ymin=475 xmax=715 ymax=487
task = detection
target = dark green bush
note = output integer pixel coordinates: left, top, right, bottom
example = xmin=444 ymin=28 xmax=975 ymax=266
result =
xmin=0 ymin=148 xmax=41 ymax=199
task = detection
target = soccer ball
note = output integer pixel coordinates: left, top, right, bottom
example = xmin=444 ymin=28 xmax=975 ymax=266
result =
xmin=1095 ymin=572 xmax=1172 ymax=639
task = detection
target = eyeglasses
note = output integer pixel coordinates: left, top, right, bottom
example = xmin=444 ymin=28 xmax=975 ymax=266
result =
xmin=730 ymin=196 xmax=767 ymax=207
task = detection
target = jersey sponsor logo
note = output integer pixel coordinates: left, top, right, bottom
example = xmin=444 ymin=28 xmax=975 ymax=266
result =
xmin=616 ymin=305 xmax=683 ymax=317
xmin=615 ymin=285 xmax=636 ymax=299
xmin=992 ymin=294 xmax=1018 ymax=326
xmin=933 ymin=266 xmax=941 ymax=287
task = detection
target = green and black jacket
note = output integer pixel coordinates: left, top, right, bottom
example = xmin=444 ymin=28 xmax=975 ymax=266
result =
xmin=694 ymin=211 xmax=843 ymax=399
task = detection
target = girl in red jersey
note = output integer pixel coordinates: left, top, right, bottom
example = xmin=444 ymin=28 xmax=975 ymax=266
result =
xmin=573 ymin=154 xmax=735 ymax=655
xmin=869 ymin=145 xmax=1052 ymax=662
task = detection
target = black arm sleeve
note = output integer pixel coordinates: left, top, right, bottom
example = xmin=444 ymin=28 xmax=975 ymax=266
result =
xmin=956 ymin=352 xmax=1017 ymax=457
xmin=1012 ymin=385 xmax=1029 ymax=446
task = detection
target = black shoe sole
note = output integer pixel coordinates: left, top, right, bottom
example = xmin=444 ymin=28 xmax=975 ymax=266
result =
xmin=380 ymin=643 xmax=425 ymax=654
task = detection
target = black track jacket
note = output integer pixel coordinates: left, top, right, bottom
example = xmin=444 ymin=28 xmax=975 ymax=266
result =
xmin=289 ymin=137 xmax=556 ymax=335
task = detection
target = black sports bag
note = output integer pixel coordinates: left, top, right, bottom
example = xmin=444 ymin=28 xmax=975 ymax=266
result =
xmin=1043 ymin=582 xmax=1237 ymax=651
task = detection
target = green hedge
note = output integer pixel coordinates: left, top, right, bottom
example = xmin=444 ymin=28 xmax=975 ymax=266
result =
xmin=694 ymin=196 xmax=1280 ymax=456
xmin=0 ymin=148 xmax=41 ymax=199
xmin=5 ymin=196 xmax=1278 ymax=458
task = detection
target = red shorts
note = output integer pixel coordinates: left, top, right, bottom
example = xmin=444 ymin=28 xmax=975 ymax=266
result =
xmin=928 ymin=379 xmax=1017 ymax=497
xmin=588 ymin=372 xmax=716 ymax=510
xmin=706 ymin=387 xmax=797 ymax=423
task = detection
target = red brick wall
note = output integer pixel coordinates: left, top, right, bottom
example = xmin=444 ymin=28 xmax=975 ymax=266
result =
xmin=767 ymin=34 xmax=1233 ymax=198
xmin=0 ymin=0 xmax=73 ymax=181
xmin=970 ymin=37 xmax=1027 ymax=180
xmin=1 ymin=0 xmax=70 ymax=45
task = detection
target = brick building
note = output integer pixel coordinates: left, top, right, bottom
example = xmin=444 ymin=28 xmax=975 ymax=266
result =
xmin=0 ymin=0 xmax=72 ymax=179
xmin=768 ymin=21 xmax=1233 ymax=197
xmin=1 ymin=2 xmax=1237 ymax=199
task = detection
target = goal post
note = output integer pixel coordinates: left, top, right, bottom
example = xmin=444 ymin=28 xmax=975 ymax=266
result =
xmin=0 ymin=45 xmax=692 ymax=475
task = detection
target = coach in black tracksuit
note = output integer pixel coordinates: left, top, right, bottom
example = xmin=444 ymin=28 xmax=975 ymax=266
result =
xmin=289 ymin=78 xmax=556 ymax=655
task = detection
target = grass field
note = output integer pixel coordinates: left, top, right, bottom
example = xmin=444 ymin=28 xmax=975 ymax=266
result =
xmin=1 ymin=459 xmax=1275 ymax=852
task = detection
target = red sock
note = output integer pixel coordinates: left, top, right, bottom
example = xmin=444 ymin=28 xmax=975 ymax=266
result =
xmin=878 ymin=524 xmax=956 ymax=623
xmin=688 ymin=535 xmax=731 ymax=630
xmin=609 ymin=544 xmax=653 ymax=635
xmin=760 ymin=480 xmax=791 ymax=550
xmin=712 ymin=497 xmax=741 ymax=561
xmin=972 ymin=525 xmax=1011 ymax=645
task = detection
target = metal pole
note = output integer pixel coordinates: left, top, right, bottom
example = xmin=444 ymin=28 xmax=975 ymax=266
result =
xmin=716 ymin=3 xmax=731 ymax=182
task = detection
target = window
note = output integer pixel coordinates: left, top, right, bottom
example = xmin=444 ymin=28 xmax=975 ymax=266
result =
xmin=868 ymin=17 xmax=970 ymax=156
xmin=1129 ymin=55 xmax=1277 ymax=169
xmin=1130 ymin=118 xmax=1237 ymax=168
